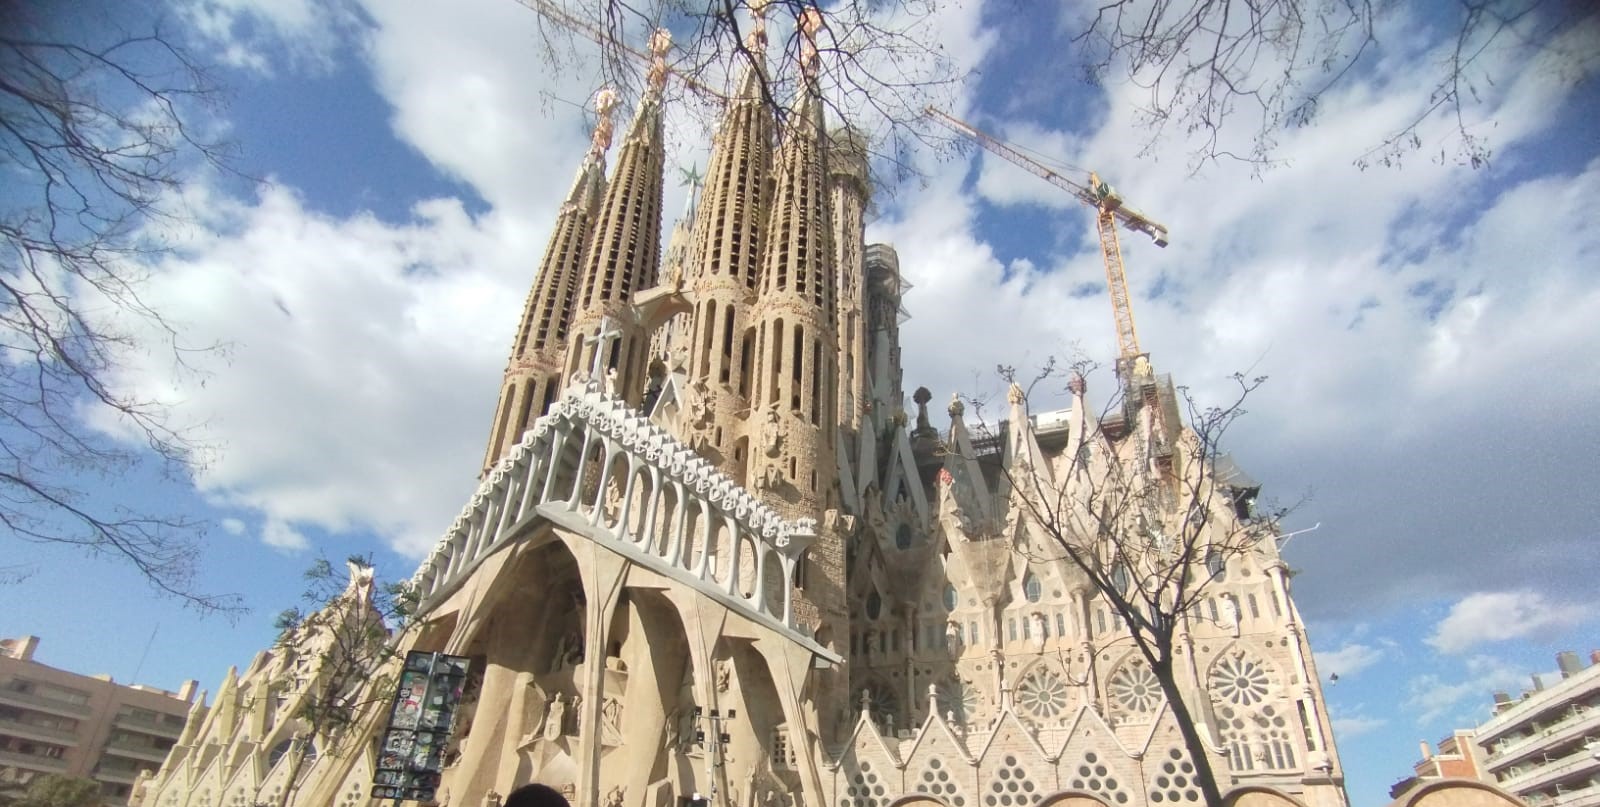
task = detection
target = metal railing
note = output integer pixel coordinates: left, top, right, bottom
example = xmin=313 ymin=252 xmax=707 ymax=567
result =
xmin=0 ymin=687 xmax=92 ymax=717
xmin=0 ymin=716 xmax=79 ymax=745
xmin=0 ymin=747 xmax=69 ymax=771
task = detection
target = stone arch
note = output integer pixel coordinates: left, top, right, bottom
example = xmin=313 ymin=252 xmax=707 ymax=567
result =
xmin=596 ymin=588 xmax=695 ymax=801
xmin=713 ymin=638 xmax=789 ymax=798
xmin=439 ymin=535 xmax=585 ymax=805
xmin=1220 ymin=786 xmax=1309 ymax=807
xmin=736 ymin=532 xmax=760 ymax=599
xmin=1389 ymin=779 xmax=1524 ymax=807
xmin=889 ymin=796 xmax=954 ymax=807
xmin=1035 ymin=792 xmax=1115 ymax=807
xmin=761 ymin=549 xmax=786 ymax=617
xmin=652 ymin=480 xmax=680 ymax=557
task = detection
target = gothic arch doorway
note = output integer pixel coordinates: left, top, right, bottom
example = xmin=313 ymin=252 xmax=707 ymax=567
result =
xmin=1034 ymin=792 xmax=1113 ymax=807
xmin=1222 ymin=786 xmax=1308 ymax=807
xmin=887 ymin=796 xmax=952 ymax=807
xmin=1391 ymin=780 xmax=1525 ymax=807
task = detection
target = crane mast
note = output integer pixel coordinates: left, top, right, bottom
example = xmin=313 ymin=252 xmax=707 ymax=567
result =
xmin=924 ymin=107 xmax=1169 ymax=366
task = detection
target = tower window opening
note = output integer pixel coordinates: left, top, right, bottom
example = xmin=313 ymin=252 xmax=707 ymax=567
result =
xmin=1055 ymin=612 xmax=1066 ymax=636
xmin=810 ymin=339 xmax=822 ymax=425
xmin=739 ymin=329 xmax=755 ymax=399
xmin=720 ymin=305 xmax=735 ymax=384
xmin=1248 ymin=593 xmax=1260 ymax=619
xmin=1023 ymin=572 xmax=1042 ymax=603
xmin=770 ymin=319 xmax=784 ymax=405
xmin=701 ymin=300 xmax=717 ymax=378
xmin=791 ymin=324 xmax=804 ymax=413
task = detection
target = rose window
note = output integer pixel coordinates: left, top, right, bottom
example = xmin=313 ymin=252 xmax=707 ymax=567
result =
xmin=1109 ymin=662 xmax=1161 ymax=713
xmin=1211 ymin=653 xmax=1270 ymax=707
xmin=936 ymin=677 xmax=980 ymax=724
xmin=1015 ymin=668 xmax=1069 ymax=719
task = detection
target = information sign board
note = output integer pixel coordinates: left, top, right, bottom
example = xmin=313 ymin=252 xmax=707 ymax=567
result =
xmin=371 ymin=652 xmax=470 ymax=803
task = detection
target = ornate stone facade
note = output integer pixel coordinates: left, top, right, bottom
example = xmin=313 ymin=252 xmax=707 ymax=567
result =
xmin=135 ymin=25 xmax=1347 ymax=807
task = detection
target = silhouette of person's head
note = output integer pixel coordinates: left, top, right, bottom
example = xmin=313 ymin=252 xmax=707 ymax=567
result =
xmin=504 ymin=784 xmax=570 ymax=807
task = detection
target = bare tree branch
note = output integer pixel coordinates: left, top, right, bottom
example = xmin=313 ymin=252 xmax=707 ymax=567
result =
xmin=0 ymin=0 xmax=240 ymax=612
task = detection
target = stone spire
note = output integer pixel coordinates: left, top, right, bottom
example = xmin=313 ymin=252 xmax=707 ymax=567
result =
xmin=742 ymin=11 xmax=848 ymax=738
xmin=565 ymin=31 xmax=671 ymax=405
xmin=749 ymin=6 xmax=837 ymax=509
xmin=480 ymin=88 xmax=615 ymax=475
xmin=675 ymin=0 xmax=777 ymax=469
xmin=830 ymin=124 xmax=869 ymax=432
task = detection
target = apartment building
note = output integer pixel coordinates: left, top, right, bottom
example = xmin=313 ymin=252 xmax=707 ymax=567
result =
xmin=0 ymin=636 xmax=198 ymax=804
xmin=1475 ymin=651 xmax=1600 ymax=807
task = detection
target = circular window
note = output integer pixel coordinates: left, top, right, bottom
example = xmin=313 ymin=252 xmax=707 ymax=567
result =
xmin=942 ymin=584 xmax=958 ymax=611
xmin=1023 ymin=572 xmax=1042 ymax=603
xmin=866 ymin=591 xmax=883 ymax=620
xmin=895 ymin=524 xmax=913 ymax=550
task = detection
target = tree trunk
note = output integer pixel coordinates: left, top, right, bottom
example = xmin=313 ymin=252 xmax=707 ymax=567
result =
xmin=1151 ymin=654 xmax=1226 ymax=806
xmin=275 ymin=738 xmax=309 ymax=807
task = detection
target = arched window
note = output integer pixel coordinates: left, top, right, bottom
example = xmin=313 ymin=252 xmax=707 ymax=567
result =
xmin=1023 ymin=571 xmax=1042 ymax=603
xmin=1110 ymin=564 xmax=1132 ymax=595
xmin=1206 ymin=550 xmax=1226 ymax=581
xmin=895 ymin=524 xmax=913 ymax=550
xmin=942 ymin=584 xmax=958 ymax=612
xmin=866 ymin=591 xmax=883 ymax=620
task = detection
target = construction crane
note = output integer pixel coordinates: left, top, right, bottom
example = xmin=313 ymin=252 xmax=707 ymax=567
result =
xmin=924 ymin=106 xmax=1169 ymax=365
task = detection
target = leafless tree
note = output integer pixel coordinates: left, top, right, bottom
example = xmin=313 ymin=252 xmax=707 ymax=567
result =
xmin=0 ymin=1 xmax=238 ymax=610
xmin=511 ymin=0 xmax=969 ymax=182
xmin=963 ymin=359 xmax=1292 ymax=805
xmin=267 ymin=557 xmax=419 ymax=807
xmin=1069 ymin=0 xmax=1600 ymax=170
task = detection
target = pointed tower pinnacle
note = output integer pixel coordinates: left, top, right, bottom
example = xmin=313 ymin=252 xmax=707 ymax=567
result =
xmin=673 ymin=0 xmax=778 ymax=469
xmin=565 ymin=30 xmax=671 ymax=405
xmin=480 ymin=88 xmax=617 ymax=475
xmin=740 ymin=10 xmax=850 ymax=744
xmin=748 ymin=6 xmax=838 ymax=504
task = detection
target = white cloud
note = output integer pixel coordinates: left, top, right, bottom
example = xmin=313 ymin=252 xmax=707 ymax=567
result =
xmin=261 ymin=519 xmax=310 ymax=552
xmin=1316 ymin=643 xmax=1385 ymax=680
xmin=1405 ymin=655 xmax=1525 ymax=725
xmin=177 ymin=0 xmax=356 ymax=73
xmin=1428 ymin=591 xmax=1590 ymax=655
xmin=881 ymin=2 xmax=1600 ymax=618
xmin=104 ymin=184 xmax=537 ymax=556
xmin=1331 ymin=713 xmax=1388 ymax=740
xmin=220 ymin=518 xmax=246 ymax=536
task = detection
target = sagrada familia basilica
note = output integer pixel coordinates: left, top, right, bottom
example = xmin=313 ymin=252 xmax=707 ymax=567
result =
xmin=134 ymin=10 xmax=1348 ymax=807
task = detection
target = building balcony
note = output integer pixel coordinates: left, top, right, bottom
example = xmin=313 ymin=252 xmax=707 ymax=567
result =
xmin=1505 ymin=748 xmax=1600 ymax=795
xmin=0 ymin=717 xmax=79 ymax=746
xmin=111 ymin=712 xmax=182 ymax=738
xmin=1487 ymin=708 xmax=1600 ymax=770
xmin=91 ymin=766 xmax=143 ymax=785
xmin=0 ymin=689 xmax=92 ymax=719
xmin=1547 ymin=781 xmax=1600 ymax=807
xmin=100 ymin=739 xmax=171 ymax=765
xmin=0 ymin=747 xmax=69 ymax=772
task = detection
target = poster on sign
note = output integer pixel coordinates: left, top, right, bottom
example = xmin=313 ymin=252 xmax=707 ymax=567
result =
xmin=371 ymin=652 xmax=470 ymax=803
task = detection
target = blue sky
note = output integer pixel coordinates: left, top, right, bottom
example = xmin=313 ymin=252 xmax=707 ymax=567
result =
xmin=3 ymin=1 xmax=1598 ymax=805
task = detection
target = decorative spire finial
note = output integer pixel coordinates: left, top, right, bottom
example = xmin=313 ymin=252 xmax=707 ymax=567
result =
xmin=647 ymin=28 xmax=672 ymax=92
xmin=589 ymin=86 xmax=620 ymax=156
xmin=747 ymin=0 xmax=771 ymax=51
xmin=798 ymin=7 xmax=823 ymax=79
